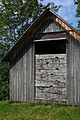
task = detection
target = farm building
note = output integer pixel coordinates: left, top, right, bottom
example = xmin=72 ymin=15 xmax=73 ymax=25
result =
xmin=2 ymin=9 xmax=80 ymax=105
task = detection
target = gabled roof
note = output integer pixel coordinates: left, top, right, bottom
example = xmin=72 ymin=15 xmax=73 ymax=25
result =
xmin=1 ymin=8 xmax=80 ymax=62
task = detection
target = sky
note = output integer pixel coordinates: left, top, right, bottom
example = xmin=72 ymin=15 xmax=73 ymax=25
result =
xmin=38 ymin=0 xmax=79 ymax=29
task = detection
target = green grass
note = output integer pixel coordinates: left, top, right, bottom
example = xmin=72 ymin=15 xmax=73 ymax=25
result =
xmin=0 ymin=101 xmax=80 ymax=120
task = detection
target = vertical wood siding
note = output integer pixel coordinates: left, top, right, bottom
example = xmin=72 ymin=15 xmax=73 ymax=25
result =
xmin=10 ymin=41 xmax=34 ymax=102
xmin=67 ymin=34 xmax=80 ymax=105
xmin=37 ymin=19 xmax=65 ymax=33
xmin=9 ymin=17 xmax=66 ymax=102
xmin=9 ymin=16 xmax=80 ymax=104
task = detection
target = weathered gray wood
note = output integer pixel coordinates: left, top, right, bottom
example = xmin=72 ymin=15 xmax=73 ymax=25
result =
xmin=37 ymin=19 xmax=65 ymax=33
xmin=9 ymin=17 xmax=67 ymax=103
xmin=10 ymin=41 xmax=34 ymax=102
xmin=9 ymin=15 xmax=80 ymax=105
xmin=34 ymin=37 xmax=66 ymax=42
xmin=66 ymin=34 xmax=74 ymax=104
xmin=31 ymin=43 xmax=35 ymax=102
xmin=66 ymin=33 xmax=80 ymax=105
xmin=73 ymin=39 xmax=80 ymax=105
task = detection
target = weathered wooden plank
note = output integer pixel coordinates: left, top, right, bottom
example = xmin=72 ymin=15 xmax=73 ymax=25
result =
xmin=66 ymin=33 xmax=80 ymax=105
xmin=10 ymin=40 xmax=34 ymax=102
xmin=23 ymin=48 xmax=27 ymax=102
xmin=18 ymin=59 xmax=21 ymax=101
xmin=70 ymin=36 xmax=74 ymax=104
xmin=37 ymin=19 xmax=65 ymax=33
xmin=30 ymin=44 xmax=34 ymax=101
xmin=55 ymin=17 xmax=80 ymax=40
xmin=10 ymin=65 xmax=13 ymax=101
xmin=66 ymin=33 xmax=70 ymax=104
xmin=28 ymin=44 xmax=32 ymax=101
xmin=72 ymin=38 xmax=80 ymax=105
xmin=34 ymin=37 xmax=66 ymax=42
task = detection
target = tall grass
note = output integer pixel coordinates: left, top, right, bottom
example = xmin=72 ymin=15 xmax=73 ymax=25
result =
xmin=0 ymin=101 xmax=80 ymax=120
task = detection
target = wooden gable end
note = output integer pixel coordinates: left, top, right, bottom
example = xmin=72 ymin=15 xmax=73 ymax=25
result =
xmin=1 ymin=9 xmax=80 ymax=62
xmin=36 ymin=18 xmax=65 ymax=33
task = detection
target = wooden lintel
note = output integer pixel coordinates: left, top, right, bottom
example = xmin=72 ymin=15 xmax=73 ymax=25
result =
xmin=34 ymin=37 xmax=66 ymax=42
xmin=32 ymin=31 xmax=67 ymax=36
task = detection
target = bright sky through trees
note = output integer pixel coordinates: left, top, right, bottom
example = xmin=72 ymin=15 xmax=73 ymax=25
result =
xmin=38 ymin=0 xmax=79 ymax=29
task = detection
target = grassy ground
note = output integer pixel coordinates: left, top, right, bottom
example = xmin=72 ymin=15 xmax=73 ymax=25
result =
xmin=0 ymin=101 xmax=80 ymax=120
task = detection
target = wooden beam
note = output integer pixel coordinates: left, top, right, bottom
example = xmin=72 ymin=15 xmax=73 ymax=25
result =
xmin=55 ymin=17 xmax=80 ymax=40
xmin=34 ymin=37 xmax=66 ymax=42
xmin=35 ymin=98 xmax=66 ymax=102
xmin=32 ymin=31 xmax=66 ymax=36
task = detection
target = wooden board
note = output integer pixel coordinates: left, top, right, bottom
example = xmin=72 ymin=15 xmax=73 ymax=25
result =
xmin=10 ymin=41 xmax=34 ymax=102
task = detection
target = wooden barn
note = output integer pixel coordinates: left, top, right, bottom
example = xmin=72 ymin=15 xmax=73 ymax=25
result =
xmin=2 ymin=9 xmax=80 ymax=105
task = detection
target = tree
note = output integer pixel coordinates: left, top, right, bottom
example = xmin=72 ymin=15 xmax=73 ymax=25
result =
xmin=0 ymin=0 xmax=40 ymax=51
xmin=0 ymin=62 xmax=9 ymax=100
xmin=0 ymin=0 xmax=61 ymax=51
xmin=0 ymin=0 xmax=61 ymax=100
xmin=74 ymin=0 xmax=80 ymax=30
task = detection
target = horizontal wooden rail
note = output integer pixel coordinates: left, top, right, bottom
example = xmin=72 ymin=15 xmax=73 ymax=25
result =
xmin=34 ymin=37 xmax=66 ymax=42
xmin=35 ymin=98 xmax=66 ymax=102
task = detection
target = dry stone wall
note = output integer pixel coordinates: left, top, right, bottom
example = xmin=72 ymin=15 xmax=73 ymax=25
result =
xmin=35 ymin=54 xmax=67 ymax=103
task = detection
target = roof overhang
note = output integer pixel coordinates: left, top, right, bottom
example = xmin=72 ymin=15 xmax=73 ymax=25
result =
xmin=1 ymin=8 xmax=80 ymax=62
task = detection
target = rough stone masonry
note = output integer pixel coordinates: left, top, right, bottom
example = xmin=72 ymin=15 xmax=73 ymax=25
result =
xmin=35 ymin=54 xmax=67 ymax=103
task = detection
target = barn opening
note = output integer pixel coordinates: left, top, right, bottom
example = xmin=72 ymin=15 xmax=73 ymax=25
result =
xmin=35 ymin=40 xmax=67 ymax=102
xmin=35 ymin=40 xmax=66 ymax=54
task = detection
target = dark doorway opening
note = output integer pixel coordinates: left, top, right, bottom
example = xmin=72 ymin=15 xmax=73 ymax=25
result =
xmin=35 ymin=40 xmax=66 ymax=54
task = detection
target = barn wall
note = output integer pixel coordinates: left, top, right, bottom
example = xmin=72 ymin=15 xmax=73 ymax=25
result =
xmin=67 ymin=34 xmax=80 ymax=105
xmin=34 ymin=18 xmax=67 ymax=103
xmin=9 ymin=17 xmax=66 ymax=103
xmin=9 ymin=16 xmax=80 ymax=104
xmin=10 ymin=41 xmax=34 ymax=102
xmin=34 ymin=17 xmax=80 ymax=105
xmin=36 ymin=18 xmax=65 ymax=33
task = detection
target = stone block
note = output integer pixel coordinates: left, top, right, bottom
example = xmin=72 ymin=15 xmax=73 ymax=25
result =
xmin=35 ymin=54 xmax=67 ymax=102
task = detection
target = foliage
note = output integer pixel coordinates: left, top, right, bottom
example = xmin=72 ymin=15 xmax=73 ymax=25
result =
xmin=0 ymin=101 xmax=80 ymax=120
xmin=0 ymin=62 xmax=9 ymax=100
xmin=74 ymin=0 xmax=80 ymax=30
xmin=0 ymin=0 xmax=40 ymax=50
xmin=0 ymin=0 xmax=61 ymax=50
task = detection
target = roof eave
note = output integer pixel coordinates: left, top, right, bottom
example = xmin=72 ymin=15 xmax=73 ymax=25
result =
xmin=1 ymin=9 xmax=50 ymax=62
xmin=1 ymin=8 xmax=80 ymax=62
